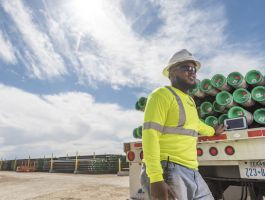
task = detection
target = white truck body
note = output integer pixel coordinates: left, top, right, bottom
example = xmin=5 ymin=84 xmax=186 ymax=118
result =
xmin=124 ymin=127 xmax=265 ymax=199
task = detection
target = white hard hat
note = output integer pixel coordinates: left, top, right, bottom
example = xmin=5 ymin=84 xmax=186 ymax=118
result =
xmin=162 ymin=49 xmax=201 ymax=77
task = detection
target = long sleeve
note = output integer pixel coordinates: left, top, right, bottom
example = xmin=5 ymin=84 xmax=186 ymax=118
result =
xmin=142 ymin=90 xmax=170 ymax=183
xmin=198 ymin=120 xmax=215 ymax=136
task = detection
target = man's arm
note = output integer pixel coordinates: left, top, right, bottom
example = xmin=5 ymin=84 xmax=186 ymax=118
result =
xmin=142 ymin=89 xmax=176 ymax=199
xmin=198 ymin=120 xmax=226 ymax=136
xmin=142 ymin=92 xmax=166 ymax=183
xmin=198 ymin=120 xmax=215 ymax=136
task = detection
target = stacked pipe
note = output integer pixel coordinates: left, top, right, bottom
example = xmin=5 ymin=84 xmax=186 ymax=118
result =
xmin=52 ymin=159 xmax=76 ymax=173
xmin=133 ymin=126 xmax=143 ymax=139
xmin=77 ymin=155 xmax=124 ymax=174
xmin=0 ymin=160 xmax=12 ymax=170
xmin=133 ymin=97 xmax=147 ymax=138
xmin=135 ymin=97 xmax=147 ymax=111
xmin=85 ymin=158 xmax=117 ymax=174
xmin=0 ymin=155 xmax=128 ymax=174
xmin=39 ymin=159 xmax=50 ymax=172
xmin=189 ymin=69 xmax=265 ymax=128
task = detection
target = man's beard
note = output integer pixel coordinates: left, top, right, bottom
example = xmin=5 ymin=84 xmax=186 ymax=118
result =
xmin=172 ymin=77 xmax=196 ymax=91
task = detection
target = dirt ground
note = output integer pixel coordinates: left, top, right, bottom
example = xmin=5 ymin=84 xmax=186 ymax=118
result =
xmin=0 ymin=171 xmax=129 ymax=200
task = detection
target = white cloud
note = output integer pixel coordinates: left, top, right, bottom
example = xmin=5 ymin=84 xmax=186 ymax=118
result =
xmin=2 ymin=0 xmax=264 ymax=87
xmin=0 ymin=145 xmax=15 ymax=159
xmin=1 ymin=0 xmax=67 ymax=79
xmin=0 ymin=84 xmax=143 ymax=159
xmin=0 ymin=30 xmax=17 ymax=64
xmin=53 ymin=0 xmax=264 ymax=88
xmin=0 ymin=137 xmax=4 ymax=145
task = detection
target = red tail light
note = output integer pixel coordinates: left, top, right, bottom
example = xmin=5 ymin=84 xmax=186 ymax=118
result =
xmin=127 ymin=151 xmax=135 ymax=161
xmin=197 ymin=148 xmax=203 ymax=156
xmin=209 ymin=147 xmax=218 ymax=156
xmin=225 ymin=146 xmax=235 ymax=155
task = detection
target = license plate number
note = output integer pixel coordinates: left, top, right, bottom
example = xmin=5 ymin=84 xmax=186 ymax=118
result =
xmin=239 ymin=160 xmax=265 ymax=179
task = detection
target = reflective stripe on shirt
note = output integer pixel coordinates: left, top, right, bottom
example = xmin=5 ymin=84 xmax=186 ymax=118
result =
xmin=165 ymin=86 xmax=186 ymax=126
xmin=143 ymin=86 xmax=198 ymax=137
xmin=143 ymin=121 xmax=198 ymax=137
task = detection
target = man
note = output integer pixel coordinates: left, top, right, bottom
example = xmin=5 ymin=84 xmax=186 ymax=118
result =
xmin=141 ymin=49 xmax=225 ymax=200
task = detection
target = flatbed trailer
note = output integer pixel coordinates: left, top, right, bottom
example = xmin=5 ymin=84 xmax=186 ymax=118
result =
xmin=124 ymin=127 xmax=265 ymax=200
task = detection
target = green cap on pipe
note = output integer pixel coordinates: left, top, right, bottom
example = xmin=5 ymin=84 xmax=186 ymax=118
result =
xmin=211 ymin=74 xmax=226 ymax=89
xmin=200 ymin=79 xmax=213 ymax=92
xmin=205 ymin=116 xmax=218 ymax=127
xmin=245 ymin=70 xmax=264 ymax=85
xmin=254 ymin=108 xmax=265 ymax=125
xmin=228 ymin=106 xmax=247 ymax=118
xmin=216 ymin=91 xmax=233 ymax=106
xmin=233 ymin=88 xmax=251 ymax=104
xmin=200 ymin=78 xmax=219 ymax=96
xmin=138 ymin=97 xmax=147 ymax=108
xmin=227 ymin=72 xmax=244 ymax=87
xmin=213 ymin=101 xmax=226 ymax=113
xmin=218 ymin=114 xmax=228 ymax=125
xmin=133 ymin=126 xmax=142 ymax=139
xmin=135 ymin=102 xmax=141 ymax=111
xmin=200 ymin=101 xmax=213 ymax=115
xmin=251 ymin=86 xmax=265 ymax=103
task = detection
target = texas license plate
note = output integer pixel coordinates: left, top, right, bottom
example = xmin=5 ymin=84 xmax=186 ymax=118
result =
xmin=239 ymin=160 xmax=265 ymax=179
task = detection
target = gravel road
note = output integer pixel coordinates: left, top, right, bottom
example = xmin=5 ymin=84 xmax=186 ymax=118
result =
xmin=0 ymin=171 xmax=129 ymax=200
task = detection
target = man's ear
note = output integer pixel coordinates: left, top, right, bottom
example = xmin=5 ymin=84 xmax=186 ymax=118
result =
xmin=168 ymin=72 xmax=172 ymax=80
xmin=168 ymin=72 xmax=175 ymax=82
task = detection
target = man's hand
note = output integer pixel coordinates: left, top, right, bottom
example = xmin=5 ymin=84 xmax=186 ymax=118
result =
xmin=150 ymin=181 xmax=177 ymax=200
xmin=214 ymin=124 xmax=226 ymax=135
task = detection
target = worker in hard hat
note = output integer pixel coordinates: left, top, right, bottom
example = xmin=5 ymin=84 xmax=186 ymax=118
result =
xmin=141 ymin=49 xmax=226 ymax=200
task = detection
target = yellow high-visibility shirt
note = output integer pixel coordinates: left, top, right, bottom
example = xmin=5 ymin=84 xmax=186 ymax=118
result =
xmin=142 ymin=86 xmax=215 ymax=183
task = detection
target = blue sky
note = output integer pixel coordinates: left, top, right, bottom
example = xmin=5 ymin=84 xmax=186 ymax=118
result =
xmin=0 ymin=0 xmax=265 ymax=159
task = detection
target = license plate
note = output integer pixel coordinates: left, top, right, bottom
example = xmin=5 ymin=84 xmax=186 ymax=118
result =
xmin=239 ymin=160 xmax=265 ymax=179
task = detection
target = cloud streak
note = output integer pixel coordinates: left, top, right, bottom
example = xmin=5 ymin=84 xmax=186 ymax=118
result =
xmin=1 ymin=0 xmax=67 ymax=79
xmin=0 ymin=30 xmax=17 ymax=64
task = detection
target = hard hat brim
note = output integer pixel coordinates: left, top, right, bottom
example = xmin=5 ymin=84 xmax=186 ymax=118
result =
xmin=162 ymin=60 xmax=201 ymax=77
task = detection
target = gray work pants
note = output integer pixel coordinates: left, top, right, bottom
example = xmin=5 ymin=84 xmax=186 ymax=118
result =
xmin=140 ymin=161 xmax=214 ymax=200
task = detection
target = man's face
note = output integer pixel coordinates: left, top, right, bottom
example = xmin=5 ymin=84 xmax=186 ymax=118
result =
xmin=169 ymin=61 xmax=197 ymax=89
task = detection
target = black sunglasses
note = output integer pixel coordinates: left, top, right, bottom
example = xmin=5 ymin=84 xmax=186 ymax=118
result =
xmin=177 ymin=65 xmax=197 ymax=73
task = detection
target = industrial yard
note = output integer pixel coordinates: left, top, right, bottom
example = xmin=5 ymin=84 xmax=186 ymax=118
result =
xmin=0 ymin=171 xmax=129 ymax=200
